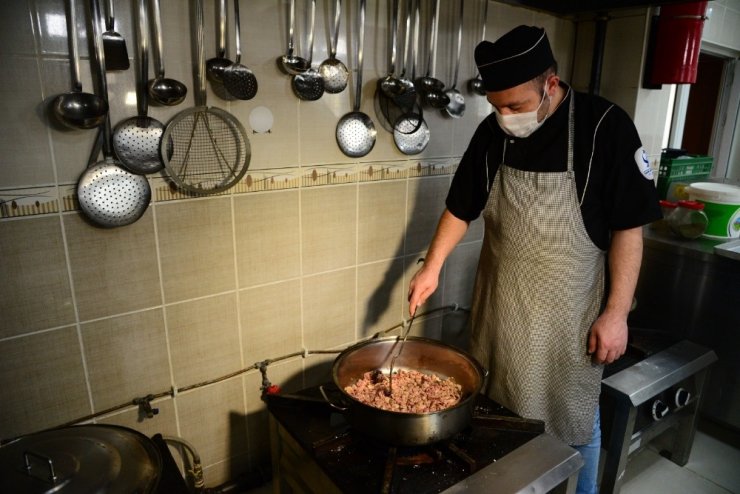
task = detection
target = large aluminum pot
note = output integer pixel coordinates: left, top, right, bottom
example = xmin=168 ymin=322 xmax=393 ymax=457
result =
xmin=331 ymin=336 xmax=486 ymax=446
xmin=0 ymin=424 xmax=162 ymax=493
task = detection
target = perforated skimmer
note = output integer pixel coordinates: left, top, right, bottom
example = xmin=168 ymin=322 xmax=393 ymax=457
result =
xmin=222 ymin=0 xmax=258 ymax=100
xmin=335 ymin=0 xmax=375 ymax=157
xmin=318 ymin=0 xmax=348 ymax=93
xmin=112 ymin=0 xmax=164 ymax=175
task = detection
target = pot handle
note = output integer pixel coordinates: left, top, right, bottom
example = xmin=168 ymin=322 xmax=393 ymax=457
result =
xmin=319 ymin=385 xmax=349 ymax=412
xmin=24 ymin=450 xmax=58 ymax=484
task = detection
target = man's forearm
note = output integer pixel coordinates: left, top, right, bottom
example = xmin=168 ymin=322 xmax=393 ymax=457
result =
xmin=423 ymin=209 xmax=471 ymax=272
xmin=604 ymin=227 xmax=643 ymax=318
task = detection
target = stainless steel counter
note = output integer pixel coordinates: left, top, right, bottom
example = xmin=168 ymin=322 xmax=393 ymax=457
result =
xmin=642 ymin=226 xmax=732 ymax=261
xmin=629 ymin=227 xmax=740 ymax=432
xmin=440 ymin=434 xmax=583 ymax=494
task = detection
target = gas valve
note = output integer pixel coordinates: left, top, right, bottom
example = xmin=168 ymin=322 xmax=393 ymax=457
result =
xmin=651 ymin=399 xmax=670 ymax=421
xmin=674 ymin=387 xmax=691 ymax=408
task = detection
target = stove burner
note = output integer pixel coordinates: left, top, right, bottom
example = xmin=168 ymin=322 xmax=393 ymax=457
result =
xmin=266 ymin=384 xmax=558 ymax=494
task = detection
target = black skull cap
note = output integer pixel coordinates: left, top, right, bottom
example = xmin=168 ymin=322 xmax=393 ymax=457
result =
xmin=475 ymin=25 xmax=555 ymax=92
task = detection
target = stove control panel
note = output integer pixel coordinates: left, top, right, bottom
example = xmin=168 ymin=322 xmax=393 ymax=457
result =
xmin=635 ymin=379 xmax=699 ymax=428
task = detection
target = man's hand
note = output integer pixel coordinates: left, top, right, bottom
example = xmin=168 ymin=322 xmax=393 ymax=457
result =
xmin=407 ymin=263 xmax=440 ymax=317
xmin=406 ymin=210 xmax=471 ymax=316
xmin=587 ymin=310 xmax=628 ymax=364
xmin=589 ymin=226 xmax=642 ymax=365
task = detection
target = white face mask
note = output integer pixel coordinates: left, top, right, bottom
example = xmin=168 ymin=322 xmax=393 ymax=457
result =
xmin=495 ymin=87 xmax=550 ymax=138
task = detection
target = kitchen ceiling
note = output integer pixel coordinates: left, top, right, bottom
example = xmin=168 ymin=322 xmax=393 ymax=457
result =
xmin=495 ymin=0 xmax=703 ymax=16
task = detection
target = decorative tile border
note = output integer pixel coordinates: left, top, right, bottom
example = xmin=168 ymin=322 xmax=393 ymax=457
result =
xmin=407 ymin=158 xmax=459 ymax=178
xmin=60 ymin=184 xmax=78 ymax=212
xmin=358 ymin=161 xmax=408 ymax=182
xmin=301 ymin=163 xmax=357 ymax=188
xmin=150 ymin=176 xmax=230 ymax=203
xmin=0 ymin=186 xmax=60 ymax=219
xmin=232 ymin=167 xmax=302 ymax=194
xmin=0 ymin=158 xmax=462 ymax=219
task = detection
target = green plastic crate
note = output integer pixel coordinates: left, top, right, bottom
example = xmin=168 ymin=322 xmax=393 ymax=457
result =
xmin=657 ymin=154 xmax=712 ymax=199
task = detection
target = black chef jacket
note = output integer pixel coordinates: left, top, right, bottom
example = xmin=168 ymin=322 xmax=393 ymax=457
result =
xmin=446 ymin=84 xmax=662 ymax=251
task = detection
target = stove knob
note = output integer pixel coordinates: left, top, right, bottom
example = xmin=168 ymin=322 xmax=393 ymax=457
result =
xmin=651 ymin=399 xmax=669 ymax=421
xmin=674 ymin=387 xmax=691 ymax=408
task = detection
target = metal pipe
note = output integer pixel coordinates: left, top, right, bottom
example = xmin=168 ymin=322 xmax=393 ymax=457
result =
xmin=589 ymin=13 xmax=609 ymax=96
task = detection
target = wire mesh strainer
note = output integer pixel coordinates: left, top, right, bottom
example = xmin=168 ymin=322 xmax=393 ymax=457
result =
xmin=161 ymin=0 xmax=250 ymax=195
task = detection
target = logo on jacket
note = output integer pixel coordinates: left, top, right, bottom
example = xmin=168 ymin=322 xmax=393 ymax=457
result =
xmin=635 ymin=147 xmax=654 ymax=180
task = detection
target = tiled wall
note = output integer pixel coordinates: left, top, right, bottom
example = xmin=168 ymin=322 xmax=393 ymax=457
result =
xmin=0 ymin=0 xmax=576 ymax=486
xmin=4 ymin=0 xmax=738 ymax=486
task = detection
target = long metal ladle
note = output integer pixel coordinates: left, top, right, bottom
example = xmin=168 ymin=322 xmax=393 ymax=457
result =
xmin=468 ymin=0 xmax=489 ymax=96
xmin=387 ymin=311 xmax=417 ymax=397
xmin=278 ymin=0 xmax=311 ymax=74
xmin=53 ymin=0 xmax=108 ymax=129
xmin=206 ymin=0 xmax=233 ymax=82
xmin=147 ymin=0 xmax=187 ymax=105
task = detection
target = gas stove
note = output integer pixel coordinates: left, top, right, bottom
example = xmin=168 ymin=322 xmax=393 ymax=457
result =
xmin=266 ymin=384 xmax=582 ymax=494
xmin=599 ymin=328 xmax=717 ymax=494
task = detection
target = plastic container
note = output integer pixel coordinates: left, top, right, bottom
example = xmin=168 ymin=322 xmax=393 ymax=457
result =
xmin=685 ymin=182 xmax=740 ymax=239
xmin=656 ymin=154 xmax=712 ymax=200
xmin=667 ymin=200 xmax=708 ymax=239
xmin=651 ymin=200 xmax=678 ymax=232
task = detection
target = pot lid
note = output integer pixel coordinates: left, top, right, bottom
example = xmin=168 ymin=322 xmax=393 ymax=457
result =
xmin=0 ymin=425 xmax=161 ymax=494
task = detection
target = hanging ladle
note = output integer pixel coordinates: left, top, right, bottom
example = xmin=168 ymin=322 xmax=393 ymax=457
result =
xmin=318 ymin=0 xmax=349 ymax=93
xmin=415 ymin=0 xmax=449 ymax=109
xmin=147 ymin=0 xmax=187 ymax=105
xmin=443 ymin=0 xmax=466 ymax=119
xmin=392 ymin=0 xmax=416 ymax=112
xmin=206 ymin=0 xmax=233 ymax=83
xmin=223 ymin=0 xmax=258 ymax=100
xmin=292 ymin=0 xmax=324 ymax=101
xmin=378 ymin=0 xmax=402 ymax=97
xmin=53 ymin=0 xmax=108 ymax=129
xmin=278 ymin=0 xmax=311 ymax=75
xmin=468 ymin=0 xmax=488 ymax=96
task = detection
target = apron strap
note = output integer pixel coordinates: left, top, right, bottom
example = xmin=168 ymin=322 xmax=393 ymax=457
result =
xmin=567 ymin=92 xmax=574 ymax=174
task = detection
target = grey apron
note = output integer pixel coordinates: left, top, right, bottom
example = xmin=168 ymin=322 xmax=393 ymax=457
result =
xmin=469 ymin=95 xmax=606 ymax=445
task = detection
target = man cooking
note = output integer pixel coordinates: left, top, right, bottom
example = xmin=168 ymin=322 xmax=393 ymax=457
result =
xmin=407 ymin=25 xmax=661 ymax=494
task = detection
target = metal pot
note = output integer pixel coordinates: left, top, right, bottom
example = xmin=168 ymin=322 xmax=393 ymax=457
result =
xmin=0 ymin=424 xmax=162 ymax=493
xmin=329 ymin=336 xmax=486 ymax=446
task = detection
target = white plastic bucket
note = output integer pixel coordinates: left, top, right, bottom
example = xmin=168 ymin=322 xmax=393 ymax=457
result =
xmin=686 ymin=182 xmax=740 ymax=239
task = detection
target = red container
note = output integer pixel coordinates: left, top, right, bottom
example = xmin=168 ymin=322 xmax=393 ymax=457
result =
xmin=649 ymin=2 xmax=708 ymax=85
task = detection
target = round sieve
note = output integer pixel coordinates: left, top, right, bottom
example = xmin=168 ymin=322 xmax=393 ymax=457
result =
xmin=318 ymin=0 xmax=348 ymax=93
xmin=161 ymin=0 xmax=250 ymax=195
xmin=112 ymin=0 xmax=164 ymax=175
xmin=292 ymin=0 xmax=324 ymax=101
xmin=336 ymin=0 xmax=375 ymax=158
xmin=222 ymin=0 xmax=258 ymax=100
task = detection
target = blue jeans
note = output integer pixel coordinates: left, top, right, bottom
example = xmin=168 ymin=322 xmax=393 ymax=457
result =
xmin=572 ymin=408 xmax=601 ymax=494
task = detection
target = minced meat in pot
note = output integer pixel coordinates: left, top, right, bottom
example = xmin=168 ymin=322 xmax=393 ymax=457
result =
xmin=344 ymin=369 xmax=462 ymax=413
